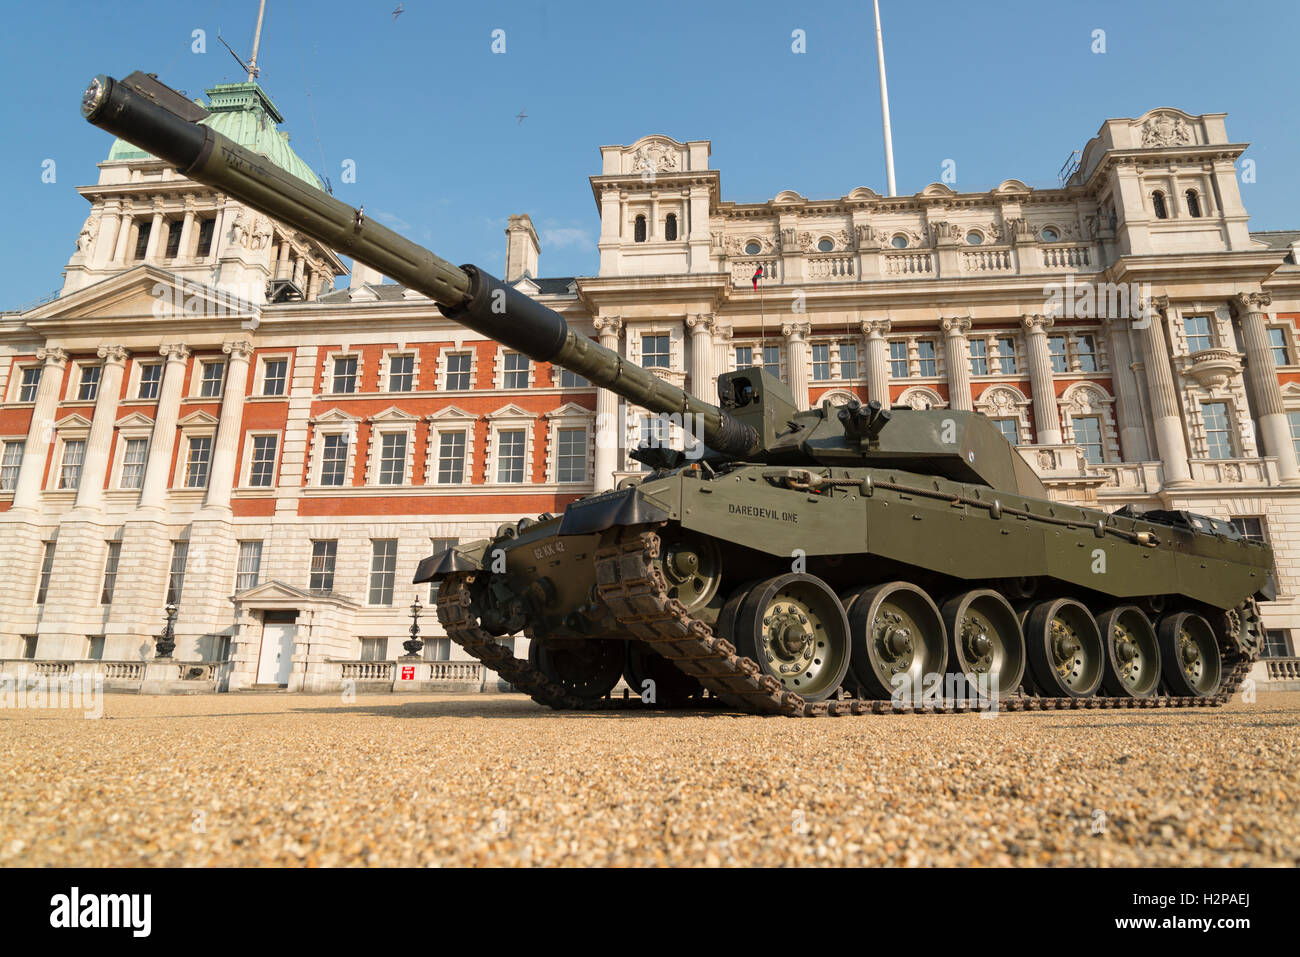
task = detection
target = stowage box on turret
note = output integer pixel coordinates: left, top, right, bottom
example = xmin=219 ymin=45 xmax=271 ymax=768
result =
xmin=84 ymin=71 xmax=1273 ymax=715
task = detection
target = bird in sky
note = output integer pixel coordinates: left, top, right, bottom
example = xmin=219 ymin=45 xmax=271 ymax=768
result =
xmin=516 ymin=109 xmax=527 ymax=125
xmin=392 ymin=4 xmax=404 ymax=20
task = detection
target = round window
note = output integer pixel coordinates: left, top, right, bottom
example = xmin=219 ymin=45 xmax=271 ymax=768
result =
xmin=744 ymin=241 xmax=761 ymax=255
xmin=966 ymin=231 xmax=983 ymax=246
xmin=891 ymin=235 xmax=909 ymax=249
xmin=1040 ymin=227 xmax=1059 ymax=242
xmin=817 ymin=238 xmax=834 ymax=253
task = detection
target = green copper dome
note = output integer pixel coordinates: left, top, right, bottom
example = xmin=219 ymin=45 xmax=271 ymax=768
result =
xmin=106 ymin=81 xmax=324 ymax=190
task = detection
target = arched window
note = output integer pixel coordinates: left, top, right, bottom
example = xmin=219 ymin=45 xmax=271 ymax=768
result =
xmin=1185 ymin=190 xmax=1202 ymax=218
xmin=634 ymin=215 xmax=647 ymax=243
xmin=1152 ymin=191 xmax=1168 ymax=219
xmin=664 ymin=214 xmax=677 ymax=241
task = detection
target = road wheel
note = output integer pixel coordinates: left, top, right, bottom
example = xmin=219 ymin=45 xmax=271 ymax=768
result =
xmin=940 ymin=589 xmax=1025 ymax=696
xmin=733 ymin=573 xmax=851 ymax=701
xmin=623 ymin=640 xmax=702 ymax=708
xmin=1157 ymin=611 xmax=1222 ymax=697
xmin=843 ymin=581 xmax=948 ymax=699
xmin=1024 ymin=598 xmax=1104 ymax=697
xmin=529 ymin=638 xmax=623 ymax=701
xmin=1097 ymin=606 xmax=1161 ymax=697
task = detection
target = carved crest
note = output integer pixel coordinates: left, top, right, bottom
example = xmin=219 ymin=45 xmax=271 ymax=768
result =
xmin=1140 ymin=113 xmax=1192 ymax=148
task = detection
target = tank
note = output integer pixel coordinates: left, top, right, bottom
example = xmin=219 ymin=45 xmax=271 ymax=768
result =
xmin=84 ymin=71 xmax=1273 ymax=715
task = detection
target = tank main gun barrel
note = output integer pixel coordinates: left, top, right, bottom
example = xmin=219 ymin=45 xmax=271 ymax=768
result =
xmin=80 ymin=72 xmax=758 ymax=458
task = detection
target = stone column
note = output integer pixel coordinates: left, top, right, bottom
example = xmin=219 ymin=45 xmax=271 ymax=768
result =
xmin=137 ymin=344 xmax=191 ymax=511
xmin=782 ymin=321 xmax=810 ymax=408
xmin=10 ymin=348 xmax=69 ymax=512
xmin=592 ymin=317 xmax=622 ymax=491
xmin=277 ymin=242 xmax=291 ymax=280
xmin=143 ymin=207 xmax=165 ymax=262
xmin=862 ymin=319 xmax=892 ymax=406
xmin=112 ymin=213 xmax=133 ymax=263
xmin=686 ymin=314 xmax=715 ymax=401
xmin=73 ymin=345 xmax=128 ymax=511
xmin=203 ymin=340 xmax=254 ymax=511
xmin=92 ymin=203 xmax=122 ymax=269
xmin=178 ymin=201 xmax=196 ymax=261
xmin=1234 ymin=291 xmax=1300 ymax=482
xmin=1022 ymin=314 xmax=1063 ymax=445
xmin=1136 ymin=298 xmax=1192 ymax=484
xmin=1101 ymin=317 xmax=1152 ymax=460
xmin=941 ymin=316 xmax=974 ymax=411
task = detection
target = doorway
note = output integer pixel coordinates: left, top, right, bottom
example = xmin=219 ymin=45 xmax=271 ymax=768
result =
xmin=256 ymin=610 xmax=297 ymax=686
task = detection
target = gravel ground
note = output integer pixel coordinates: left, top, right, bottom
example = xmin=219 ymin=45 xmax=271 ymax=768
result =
xmin=1 ymin=690 xmax=1297 ymax=867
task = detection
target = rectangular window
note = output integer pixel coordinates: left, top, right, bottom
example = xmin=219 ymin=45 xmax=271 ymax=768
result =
xmin=36 ymin=542 xmax=55 ymax=605
xmin=916 ymin=340 xmax=937 ymax=377
xmin=642 ymin=335 xmax=670 ymax=368
xmin=249 ymin=434 xmax=277 ymax=487
xmin=996 ymin=337 xmax=1017 ymax=374
xmin=496 ymin=429 xmax=526 ymax=483
xmin=164 ymin=220 xmax=182 ymax=258
xmin=969 ymin=340 xmax=988 ymax=376
xmin=100 ymin=541 xmax=121 ymax=605
xmin=1072 ymin=415 xmax=1104 ymax=464
xmin=1229 ymin=517 xmax=1266 ymax=544
xmin=166 ymin=541 xmax=188 ymax=605
xmin=559 ymin=369 xmax=589 ymax=387
xmin=1288 ymin=411 xmax=1300 ymax=461
xmin=388 ymin=354 xmax=415 ymax=392
xmin=437 ymin=431 xmax=466 ymax=484
xmin=21 ymin=636 xmax=38 ymax=659
xmin=200 ymin=361 xmax=225 ymax=398
xmin=132 ymin=221 xmax=151 ymax=261
xmin=445 ymin=353 xmax=472 ymax=390
xmin=839 ymin=343 xmax=858 ymax=380
xmin=735 ymin=346 xmax=753 ymax=368
xmin=368 ymin=539 xmax=398 ymax=606
xmin=309 ymin=540 xmax=337 ymax=592
xmin=992 ymin=418 xmax=1019 ymax=444
xmin=138 ymin=362 xmax=162 ymax=399
xmin=195 ymin=218 xmax=215 ymax=257
xmin=429 ymin=537 xmax=458 ymax=602
xmin=1262 ymin=630 xmax=1292 ymax=658
xmin=1048 ymin=336 xmax=1068 ymax=373
xmin=378 ymin=432 xmax=407 ymax=485
xmin=19 ymin=367 xmax=41 ymax=402
xmin=332 ymin=356 xmax=358 ymax=394
xmin=88 ymin=636 xmax=106 ymax=661
xmin=320 ymin=433 xmax=349 ymax=486
xmin=503 ymin=352 xmax=530 ymax=388
xmin=359 ymin=638 xmax=387 ymax=662
xmin=78 ymin=365 xmax=101 ymax=401
xmin=236 ymin=540 xmax=263 ymax=592
xmin=120 ymin=438 xmax=148 ymax=489
xmin=1183 ymin=316 xmax=1212 ymax=354
xmin=423 ymin=637 xmax=451 ymax=661
xmin=185 ymin=436 xmax=212 ymax=487
xmin=1202 ymin=402 xmax=1233 ymax=459
xmin=262 ymin=358 xmax=287 ymax=396
xmin=1268 ymin=327 xmax=1291 ymax=367
xmin=811 ymin=344 xmax=831 ymax=381
xmin=557 ymin=427 xmax=586 ymax=483
xmin=889 ymin=341 xmax=908 ymax=378
xmin=59 ymin=439 xmax=85 ymax=489
xmin=0 ymin=441 xmax=23 ymax=492
xmin=1076 ymin=335 xmax=1098 ymax=373
xmin=762 ymin=345 xmax=780 ymax=377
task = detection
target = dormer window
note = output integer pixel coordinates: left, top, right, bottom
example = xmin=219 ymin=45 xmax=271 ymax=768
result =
xmin=1152 ymin=191 xmax=1168 ymax=220
xmin=1185 ymin=190 xmax=1202 ymax=218
xmin=634 ymin=215 xmax=647 ymax=243
xmin=664 ymin=214 xmax=678 ymax=241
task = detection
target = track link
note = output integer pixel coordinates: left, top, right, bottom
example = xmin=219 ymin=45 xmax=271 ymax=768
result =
xmin=436 ymin=526 xmax=1257 ymax=717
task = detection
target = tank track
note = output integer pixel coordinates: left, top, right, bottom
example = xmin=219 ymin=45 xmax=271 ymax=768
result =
xmin=436 ymin=526 xmax=1257 ymax=717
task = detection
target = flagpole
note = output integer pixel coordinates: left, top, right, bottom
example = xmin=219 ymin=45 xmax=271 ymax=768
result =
xmin=874 ymin=0 xmax=898 ymax=197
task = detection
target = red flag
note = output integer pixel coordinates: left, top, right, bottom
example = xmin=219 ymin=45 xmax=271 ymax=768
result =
xmin=751 ymin=265 xmax=763 ymax=290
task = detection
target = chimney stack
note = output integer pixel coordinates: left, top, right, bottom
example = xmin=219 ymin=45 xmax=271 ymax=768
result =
xmin=504 ymin=214 xmax=540 ymax=281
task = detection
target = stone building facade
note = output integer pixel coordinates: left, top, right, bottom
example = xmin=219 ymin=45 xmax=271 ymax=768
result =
xmin=2 ymin=85 xmax=1299 ymax=691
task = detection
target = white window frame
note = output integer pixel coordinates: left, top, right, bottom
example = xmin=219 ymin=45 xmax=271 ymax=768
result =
xmin=380 ymin=348 xmax=421 ymax=393
xmin=241 ymin=430 xmax=282 ymax=488
xmin=1266 ymin=324 xmax=1294 ymax=368
xmin=497 ymin=349 xmax=535 ymax=390
xmin=46 ymin=414 xmax=92 ymax=492
xmin=70 ymin=361 xmax=102 ymax=403
xmin=367 ymin=539 xmax=399 ymax=607
xmin=130 ymin=360 xmax=164 ymax=401
xmin=426 ymin=406 xmax=477 ymax=485
xmin=10 ymin=363 xmax=42 ymax=404
xmin=1196 ymin=399 xmax=1238 ymax=460
xmin=188 ymin=358 xmax=227 ymax=400
xmin=544 ymin=403 xmax=594 ymax=485
xmin=836 ymin=341 xmax=860 ymax=380
xmin=173 ymin=411 xmax=219 ymax=490
xmin=235 ymin=540 xmax=263 ymax=593
xmin=485 ymin=404 xmax=536 ymax=486
xmin=307 ymin=409 xmax=360 ymax=487
xmin=1058 ymin=383 xmax=1121 ymax=464
xmin=322 ymin=350 xmax=364 ymax=396
xmin=975 ymin=385 xmax=1032 ymax=445
xmin=438 ymin=348 xmax=477 ymax=391
xmin=364 ymin=408 xmax=419 ymax=486
xmin=253 ymin=353 xmax=293 ymax=397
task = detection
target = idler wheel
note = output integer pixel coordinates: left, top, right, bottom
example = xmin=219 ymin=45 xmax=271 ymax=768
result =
xmin=529 ymin=638 xmax=624 ymax=701
xmin=940 ymin=589 xmax=1025 ymax=696
xmin=842 ymin=581 xmax=948 ymax=699
xmin=1097 ymin=606 xmax=1161 ymax=697
xmin=1156 ymin=611 xmax=1221 ymax=697
xmin=733 ymin=573 xmax=851 ymax=701
xmin=1024 ymin=598 xmax=1103 ymax=697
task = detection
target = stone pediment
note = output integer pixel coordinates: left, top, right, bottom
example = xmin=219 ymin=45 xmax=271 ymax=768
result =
xmin=176 ymin=410 xmax=219 ymax=428
xmin=995 ymin=179 xmax=1030 ymax=193
xmin=772 ymin=190 xmax=806 ymax=205
xmin=25 ymin=266 xmax=257 ymax=326
xmin=845 ymin=187 xmax=881 ymax=201
xmin=114 ymin=411 xmax=156 ymax=429
xmin=54 ymin=412 xmax=93 ymax=430
xmin=487 ymin=403 xmax=536 ymax=419
xmin=544 ymin=402 xmax=595 ymax=420
xmin=919 ymin=183 xmax=956 ymax=198
xmin=367 ymin=406 xmax=421 ymax=424
xmin=427 ymin=405 xmax=477 ymax=422
xmin=232 ymin=579 xmax=360 ymax=609
xmin=309 ymin=407 xmax=361 ymax=427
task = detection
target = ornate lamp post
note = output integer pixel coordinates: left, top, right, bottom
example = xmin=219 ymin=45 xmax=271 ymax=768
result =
xmin=403 ymin=594 xmax=424 ymax=658
xmin=156 ymin=602 xmax=178 ymax=658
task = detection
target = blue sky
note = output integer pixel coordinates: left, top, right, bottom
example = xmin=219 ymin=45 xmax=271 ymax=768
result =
xmin=2 ymin=0 xmax=1298 ymax=307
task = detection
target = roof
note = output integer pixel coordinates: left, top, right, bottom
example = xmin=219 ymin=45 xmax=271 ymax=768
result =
xmin=107 ymin=81 xmax=324 ymax=190
xmin=314 ymin=277 xmax=579 ymax=305
xmin=1251 ymin=230 xmax=1300 ymax=248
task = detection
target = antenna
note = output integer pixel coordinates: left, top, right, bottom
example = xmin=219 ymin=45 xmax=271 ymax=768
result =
xmin=217 ymin=0 xmax=269 ymax=82
xmin=873 ymin=0 xmax=898 ymax=198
